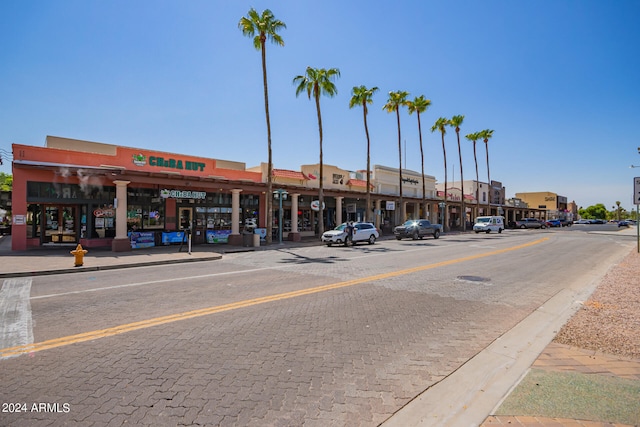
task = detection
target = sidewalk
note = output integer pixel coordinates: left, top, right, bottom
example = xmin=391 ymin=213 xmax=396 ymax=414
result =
xmin=0 ymin=234 xmax=324 ymax=278
xmin=1 ymin=230 xmax=639 ymax=426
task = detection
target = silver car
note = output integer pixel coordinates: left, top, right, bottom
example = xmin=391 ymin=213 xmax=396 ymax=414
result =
xmin=515 ymin=218 xmax=546 ymax=229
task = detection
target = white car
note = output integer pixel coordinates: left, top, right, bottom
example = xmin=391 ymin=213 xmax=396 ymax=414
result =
xmin=321 ymin=222 xmax=379 ymax=246
xmin=473 ymin=216 xmax=505 ymax=234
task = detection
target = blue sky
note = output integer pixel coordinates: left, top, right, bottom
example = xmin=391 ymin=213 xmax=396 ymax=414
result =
xmin=1 ymin=1 xmax=639 ymax=211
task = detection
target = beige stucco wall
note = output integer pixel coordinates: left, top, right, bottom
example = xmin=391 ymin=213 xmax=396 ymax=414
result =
xmin=515 ymin=191 xmax=558 ymax=210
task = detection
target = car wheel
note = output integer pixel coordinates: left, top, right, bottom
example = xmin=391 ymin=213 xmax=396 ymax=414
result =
xmin=475 ymin=231 xmax=480 ymax=234
xmin=368 ymin=235 xmax=376 ymax=245
xmin=433 ymin=230 xmax=440 ymax=239
xmin=412 ymin=231 xmax=419 ymax=240
xmin=327 ymin=243 xmax=332 ymax=247
xmin=395 ymin=236 xmax=402 ymax=240
xmin=498 ymin=228 xmax=503 ymax=233
xmin=520 ymin=225 xmax=526 ymax=229
xmin=486 ymin=230 xmax=491 ymax=234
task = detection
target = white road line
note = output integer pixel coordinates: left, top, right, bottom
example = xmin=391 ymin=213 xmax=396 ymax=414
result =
xmin=30 ymin=240 xmax=505 ymax=300
xmin=31 ymin=267 xmax=284 ymax=300
xmin=0 ymin=278 xmax=34 ymax=354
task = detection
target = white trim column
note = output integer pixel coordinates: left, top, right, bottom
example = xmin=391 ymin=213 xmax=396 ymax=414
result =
xmin=289 ymin=193 xmax=301 ymax=242
xmin=228 ymin=189 xmax=243 ymax=245
xmin=231 ymin=189 xmax=242 ymax=234
xmin=375 ymin=200 xmax=381 ymax=229
xmin=112 ymin=180 xmax=131 ymax=252
xmin=336 ymin=197 xmax=344 ymax=225
xmin=291 ymin=194 xmax=299 ymax=233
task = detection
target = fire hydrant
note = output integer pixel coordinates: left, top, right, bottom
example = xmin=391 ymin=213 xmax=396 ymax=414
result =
xmin=70 ymin=244 xmax=88 ymax=267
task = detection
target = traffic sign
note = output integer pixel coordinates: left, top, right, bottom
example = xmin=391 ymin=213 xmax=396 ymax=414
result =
xmin=635 ymin=177 xmax=640 ymax=205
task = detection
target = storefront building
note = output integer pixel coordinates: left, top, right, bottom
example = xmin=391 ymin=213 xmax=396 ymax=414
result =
xmin=372 ymin=164 xmax=438 ymax=229
xmin=11 ymin=136 xmax=264 ymax=251
xmin=515 ymin=191 xmax=570 ymax=220
xmin=10 ymin=136 xmax=559 ymax=251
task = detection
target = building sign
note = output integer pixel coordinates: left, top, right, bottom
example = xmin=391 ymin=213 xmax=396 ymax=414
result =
xmin=386 ymin=201 xmax=396 ymax=211
xmin=160 ymin=189 xmax=207 ymax=199
xmin=129 ymin=231 xmax=155 ymax=249
xmin=402 ymin=177 xmax=419 ymax=185
xmin=133 ymin=153 xmax=206 ymax=172
xmin=206 ymin=229 xmax=232 ymax=243
xmin=93 ymin=208 xmax=115 ymax=217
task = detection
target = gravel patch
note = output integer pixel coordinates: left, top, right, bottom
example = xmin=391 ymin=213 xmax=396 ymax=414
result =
xmin=554 ymin=249 xmax=640 ymax=359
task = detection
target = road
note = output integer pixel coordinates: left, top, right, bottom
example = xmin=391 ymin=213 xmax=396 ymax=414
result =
xmin=0 ymin=227 xmax=634 ymax=426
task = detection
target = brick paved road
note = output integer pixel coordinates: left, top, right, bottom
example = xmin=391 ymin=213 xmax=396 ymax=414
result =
xmin=0 ymin=230 xmax=632 ymax=426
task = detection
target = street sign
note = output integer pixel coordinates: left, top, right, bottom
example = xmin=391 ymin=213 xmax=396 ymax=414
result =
xmin=635 ymin=177 xmax=640 ymax=205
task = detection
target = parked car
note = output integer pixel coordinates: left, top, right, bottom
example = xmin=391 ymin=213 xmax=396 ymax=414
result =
xmin=321 ymin=222 xmax=379 ymax=246
xmin=574 ymin=219 xmax=590 ymax=224
xmin=559 ymin=218 xmax=572 ymax=227
xmin=393 ymin=219 xmax=443 ymax=240
xmin=473 ymin=216 xmax=505 ymax=234
xmin=618 ymin=220 xmax=631 ymax=227
xmin=515 ymin=218 xmax=547 ymax=229
xmin=545 ymin=219 xmax=562 ymax=228
xmin=589 ymin=219 xmax=606 ymax=224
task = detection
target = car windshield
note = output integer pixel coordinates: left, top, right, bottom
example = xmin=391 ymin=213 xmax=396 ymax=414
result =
xmin=402 ymin=220 xmax=419 ymax=226
xmin=476 ymin=217 xmax=490 ymax=223
xmin=334 ymin=224 xmax=346 ymax=231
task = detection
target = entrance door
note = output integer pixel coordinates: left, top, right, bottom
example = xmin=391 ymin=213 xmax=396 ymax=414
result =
xmin=178 ymin=207 xmax=193 ymax=230
xmin=43 ymin=205 xmax=78 ymax=244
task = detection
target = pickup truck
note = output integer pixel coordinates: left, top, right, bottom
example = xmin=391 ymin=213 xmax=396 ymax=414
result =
xmin=393 ymin=219 xmax=443 ymax=240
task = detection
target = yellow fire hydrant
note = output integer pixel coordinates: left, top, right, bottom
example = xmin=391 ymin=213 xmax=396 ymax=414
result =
xmin=70 ymin=244 xmax=88 ymax=267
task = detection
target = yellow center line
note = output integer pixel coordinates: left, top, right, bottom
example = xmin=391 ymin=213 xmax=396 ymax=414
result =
xmin=1 ymin=237 xmax=548 ymax=358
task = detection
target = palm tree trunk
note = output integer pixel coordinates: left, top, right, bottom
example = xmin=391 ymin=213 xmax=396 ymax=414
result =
xmin=396 ymin=108 xmax=403 ymax=224
xmin=260 ymin=37 xmax=273 ymax=244
xmin=485 ymin=141 xmax=491 ymax=215
xmin=441 ymin=133 xmax=448 ymax=232
xmin=363 ymin=104 xmax=371 ymax=223
xmin=315 ymin=92 xmax=324 ymax=237
xmin=456 ymin=130 xmax=465 ymax=231
xmin=417 ymin=113 xmax=427 ymax=219
xmin=473 ymin=142 xmax=479 ymax=219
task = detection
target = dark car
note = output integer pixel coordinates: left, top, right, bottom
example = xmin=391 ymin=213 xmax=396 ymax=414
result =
xmin=618 ymin=220 xmax=630 ymax=227
xmin=393 ymin=219 xmax=442 ymax=240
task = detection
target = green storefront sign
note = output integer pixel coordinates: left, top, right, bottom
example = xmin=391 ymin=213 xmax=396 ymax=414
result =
xmin=149 ymin=156 xmax=206 ymax=172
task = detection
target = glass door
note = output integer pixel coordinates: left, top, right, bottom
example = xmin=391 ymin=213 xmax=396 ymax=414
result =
xmin=43 ymin=205 xmax=78 ymax=244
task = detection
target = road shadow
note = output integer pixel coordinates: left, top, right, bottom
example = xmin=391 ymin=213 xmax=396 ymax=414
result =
xmin=275 ymin=248 xmax=351 ymax=265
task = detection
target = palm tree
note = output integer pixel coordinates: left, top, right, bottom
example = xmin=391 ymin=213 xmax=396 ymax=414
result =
xmin=465 ymin=132 xmax=481 ymax=219
xmin=615 ymin=200 xmax=621 ymax=221
xmin=406 ymin=95 xmax=432 ymax=220
xmin=431 ymin=117 xmax=449 ymax=231
xmin=449 ymin=115 xmax=465 ymax=230
xmin=349 ymin=85 xmax=379 ymax=223
xmin=383 ymin=91 xmax=409 ymax=223
xmin=479 ymin=129 xmax=494 ymax=214
xmin=293 ymin=66 xmax=341 ymax=237
xmin=238 ymin=8 xmax=286 ymax=245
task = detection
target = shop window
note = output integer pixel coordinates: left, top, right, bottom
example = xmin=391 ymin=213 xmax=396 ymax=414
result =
xmin=126 ymin=188 xmax=165 ymax=230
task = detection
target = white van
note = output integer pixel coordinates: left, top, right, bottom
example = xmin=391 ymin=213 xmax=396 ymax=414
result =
xmin=473 ymin=216 xmax=505 ymax=234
